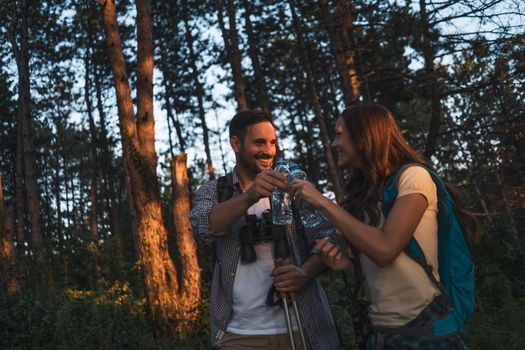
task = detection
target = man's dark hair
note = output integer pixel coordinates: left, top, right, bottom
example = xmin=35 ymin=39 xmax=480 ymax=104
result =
xmin=229 ymin=109 xmax=275 ymax=141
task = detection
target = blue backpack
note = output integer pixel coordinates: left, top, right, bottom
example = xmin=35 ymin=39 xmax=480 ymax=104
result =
xmin=381 ymin=166 xmax=475 ymax=336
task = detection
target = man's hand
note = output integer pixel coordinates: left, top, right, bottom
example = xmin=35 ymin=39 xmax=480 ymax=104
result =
xmin=315 ymin=238 xmax=354 ymax=272
xmin=271 ymin=259 xmax=308 ymax=293
xmin=245 ymin=170 xmax=288 ymax=204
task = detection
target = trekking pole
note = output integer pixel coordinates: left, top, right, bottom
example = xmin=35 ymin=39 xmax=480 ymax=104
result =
xmin=274 ymin=258 xmax=297 ymax=350
xmin=272 ymin=260 xmax=309 ymax=350
xmin=273 ymin=225 xmax=309 ymax=350
xmin=290 ymin=293 xmax=308 ymax=350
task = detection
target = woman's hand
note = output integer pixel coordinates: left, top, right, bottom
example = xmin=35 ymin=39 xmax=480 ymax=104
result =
xmin=289 ymin=179 xmax=327 ymax=209
xmin=315 ymin=238 xmax=353 ymax=272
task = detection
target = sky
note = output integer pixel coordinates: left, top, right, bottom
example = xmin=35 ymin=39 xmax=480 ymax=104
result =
xmin=4 ymin=0 xmax=524 ymax=184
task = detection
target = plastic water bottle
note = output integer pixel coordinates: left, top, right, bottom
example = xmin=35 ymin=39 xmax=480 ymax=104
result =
xmin=271 ymin=157 xmax=293 ymax=225
xmin=288 ymin=162 xmax=325 ymax=227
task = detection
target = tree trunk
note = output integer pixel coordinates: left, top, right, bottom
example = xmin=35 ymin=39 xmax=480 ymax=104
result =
xmin=297 ymin=108 xmax=319 ymax=184
xmin=53 ymin=132 xmax=63 ymax=244
xmin=64 ymin=155 xmax=72 ymax=230
xmin=15 ymin=120 xmax=25 ymax=248
xmin=93 ymin=59 xmax=123 ymax=263
xmin=0 ymin=176 xmax=21 ymax=297
xmin=158 ymin=39 xmax=187 ymax=153
xmin=84 ymin=46 xmax=102 ymax=281
xmin=123 ymin=160 xmax=139 ymax=260
xmin=242 ymin=0 xmax=273 ymax=117
xmin=495 ymin=172 xmax=520 ymax=249
xmin=171 ymin=154 xmax=201 ymax=335
xmin=458 ymin=129 xmax=494 ymax=229
xmin=288 ymin=0 xmax=344 ymax=202
xmin=9 ymin=0 xmax=50 ymax=288
xmin=320 ymin=0 xmax=360 ymax=105
xmin=216 ymin=0 xmax=248 ymax=111
xmin=213 ymin=110 xmax=229 ymax=175
xmin=182 ymin=0 xmax=215 ymax=179
xmin=420 ymin=0 xmax=443 ymax=159
xmin=99 ymin=0 xmax=201 ymax=338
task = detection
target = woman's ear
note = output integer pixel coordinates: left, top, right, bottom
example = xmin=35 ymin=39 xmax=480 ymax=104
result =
xmin=230 ymin=135 xmax=241 ymax=153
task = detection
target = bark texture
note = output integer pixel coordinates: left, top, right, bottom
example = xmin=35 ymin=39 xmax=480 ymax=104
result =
xmin=99 ymin=0 xmax=201 ymax=338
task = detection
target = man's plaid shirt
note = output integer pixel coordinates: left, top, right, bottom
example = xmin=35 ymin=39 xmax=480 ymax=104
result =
xmin=189 ymin=170 xmax=341 ymax=349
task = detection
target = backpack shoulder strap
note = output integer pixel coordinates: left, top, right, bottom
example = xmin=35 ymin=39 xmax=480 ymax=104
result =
xmin=381 ymin=163 xmax=422 ymax=216
xmin=217 ymin=172 xmax=234 ymax=203
xmin=381 ymin=166 xmax=475 ymax=336
xmin=381 ymin=165 xmax=450 ymax=301
xmin=202 ymin=172 xmax=235 ymax=283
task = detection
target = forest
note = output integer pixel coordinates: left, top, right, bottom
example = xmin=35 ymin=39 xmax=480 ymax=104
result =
xmin=0 ymin=0 xmax=524 ymax=349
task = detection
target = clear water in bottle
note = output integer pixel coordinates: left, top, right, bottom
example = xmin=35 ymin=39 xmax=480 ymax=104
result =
xmin=288 ymin=162 xmax=325 ymax=227
xmin=271 ymin=158 xmax=293 ymax=225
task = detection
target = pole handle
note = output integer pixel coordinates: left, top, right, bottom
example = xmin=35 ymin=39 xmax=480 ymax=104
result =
xmin=273 ymin=258 xmax=299 ymax=301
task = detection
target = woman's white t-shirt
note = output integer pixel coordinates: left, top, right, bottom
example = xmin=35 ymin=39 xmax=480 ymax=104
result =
xmin=359 ymin=166 xmax=441 ymax=327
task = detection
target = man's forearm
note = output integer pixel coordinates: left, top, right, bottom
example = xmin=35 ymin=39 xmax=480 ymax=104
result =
xmin=209 ymin=191 xmax=256 ymax=234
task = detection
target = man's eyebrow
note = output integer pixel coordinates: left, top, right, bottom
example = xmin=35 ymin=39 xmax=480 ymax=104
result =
xmin=253 ymin=138 xmax=276 ymax=142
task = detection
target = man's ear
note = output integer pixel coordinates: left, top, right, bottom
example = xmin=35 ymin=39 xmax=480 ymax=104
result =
xmin=230 ymin=135 xmax=241 ymax=153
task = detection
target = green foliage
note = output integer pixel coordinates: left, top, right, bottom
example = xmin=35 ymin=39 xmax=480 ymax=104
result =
xmin=319 ymin=273 xmax=355 ymax=349
xmin=462 ymin=231 xmax=525 ymax=349
xmin=465 ymin=296 xmax=525 ymax=350
xmin=0 ymin=281 xmax=212 ymax=350
xmin=319 ymin=240 xmax=525 ymax=350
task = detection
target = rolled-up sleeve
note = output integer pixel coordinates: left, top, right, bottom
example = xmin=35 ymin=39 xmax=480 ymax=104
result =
xmin=303 ymin=215 xmax=337 ymax=254
xmin=189 ymin=180 xmax=226 ymax=243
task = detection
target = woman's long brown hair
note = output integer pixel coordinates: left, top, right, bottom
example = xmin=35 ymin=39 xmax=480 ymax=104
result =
xmin=340 ymin=103 xmax=477 ymax=242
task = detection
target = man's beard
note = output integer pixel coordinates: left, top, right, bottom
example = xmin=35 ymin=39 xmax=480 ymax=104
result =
xmin=238 ymin=150 xmax=273 ymax=175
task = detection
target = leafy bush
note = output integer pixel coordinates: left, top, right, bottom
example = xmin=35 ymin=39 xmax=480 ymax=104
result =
xmin=0 ymin=281 xmax=211 ymax=350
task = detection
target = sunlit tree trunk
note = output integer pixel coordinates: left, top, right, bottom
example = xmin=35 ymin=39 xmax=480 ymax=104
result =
xmin=0 ymin=176 xmax=20 ymax=297
xmin=171 ymin=153 xmax=201 ymax=334
xmin=320 ymin=0 xmax=360 ymax=105
xmin=99 ymin=0 xmax=200 ymax=338
xmin=9 ymin=0 xmax=50 ymax=288
xmin=123 ymin=161 xmax=139 ymax=259
xmin=216 ymin=0 xmax=248 ymax=111
xmin=288 ymin=0 xmax=344 ymax=202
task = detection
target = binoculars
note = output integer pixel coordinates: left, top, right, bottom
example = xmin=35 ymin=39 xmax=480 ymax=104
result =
xmin=239 ymin=209 xmax=289 ymax=263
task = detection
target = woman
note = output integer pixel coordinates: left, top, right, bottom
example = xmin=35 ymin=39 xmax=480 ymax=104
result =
xmin=289 ymin=103 xmax=476 ymax=349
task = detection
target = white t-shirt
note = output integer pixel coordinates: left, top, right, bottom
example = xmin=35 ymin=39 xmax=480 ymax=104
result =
xmin=227 ymin=198 xmax=294 ymax=335
xmin=360 ymin=166 xmax=441 ymax=327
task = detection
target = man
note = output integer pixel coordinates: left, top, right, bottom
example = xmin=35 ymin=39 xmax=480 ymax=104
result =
xmin=189 ymin=110 xmax=340 ymax=349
